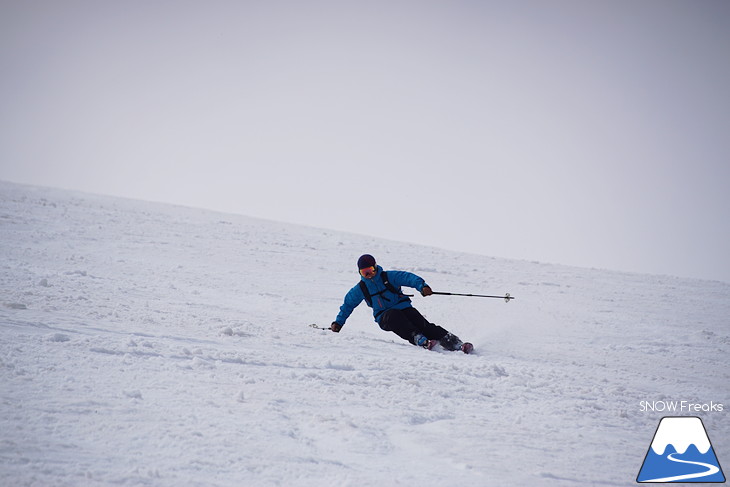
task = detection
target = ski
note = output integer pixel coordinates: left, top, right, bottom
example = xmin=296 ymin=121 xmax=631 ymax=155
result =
xmin=310 ymin=323 xmax=474 ymax=354
xmin=425 ymin=339 xmax=474 ymax=354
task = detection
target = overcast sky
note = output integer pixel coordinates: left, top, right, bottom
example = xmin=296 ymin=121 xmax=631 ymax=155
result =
xmin=2 ymin=1 xmax=729 ymax=282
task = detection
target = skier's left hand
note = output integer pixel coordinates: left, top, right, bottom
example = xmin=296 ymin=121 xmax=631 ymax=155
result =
xmin=421 ymin=286 xmax=433 ymax=297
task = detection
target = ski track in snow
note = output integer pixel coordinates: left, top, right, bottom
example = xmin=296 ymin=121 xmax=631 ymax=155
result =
xmin=1 ymin=181 xmax=729 ymax=486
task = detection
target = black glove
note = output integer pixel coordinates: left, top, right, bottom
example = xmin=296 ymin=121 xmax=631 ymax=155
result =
xmin=330 ymin=322 xmax=342 ymax=333
xmin=421 ymin=286 xmax=433 ymax=297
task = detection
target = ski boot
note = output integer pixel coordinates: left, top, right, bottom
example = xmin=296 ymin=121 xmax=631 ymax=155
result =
xmin=440 ymin=333 xmax=474 ymax=353
xmin=412 ymin=333 xmax=430 ymax=348
xmin=440 ymin=332 xmax=473 ymax=353
xmin=439 ymin=332 xmax=462 ymax=351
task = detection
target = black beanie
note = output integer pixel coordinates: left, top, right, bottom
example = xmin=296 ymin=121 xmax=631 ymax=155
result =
xmin=357 ymin=254 xmax=376 ymax=269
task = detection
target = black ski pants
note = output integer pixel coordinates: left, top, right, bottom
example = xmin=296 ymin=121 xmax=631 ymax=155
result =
xmin=379 ymin=307 xmax=448 ymax=345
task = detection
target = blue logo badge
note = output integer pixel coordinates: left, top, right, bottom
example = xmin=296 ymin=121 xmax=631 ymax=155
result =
xmin=637 ymin=416 xmax=725 ymax=483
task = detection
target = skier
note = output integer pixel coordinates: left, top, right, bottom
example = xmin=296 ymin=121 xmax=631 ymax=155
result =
xmin=330 ymin=254 xmax=472 ymax=353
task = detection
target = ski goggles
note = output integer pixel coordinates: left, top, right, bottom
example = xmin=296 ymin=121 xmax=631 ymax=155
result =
xmin=359 ymin=266 xmax=376 ymax=277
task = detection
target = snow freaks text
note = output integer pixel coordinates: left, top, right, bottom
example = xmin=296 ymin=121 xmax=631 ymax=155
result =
xmin=639 ymin=401 xmax=724 ymax=413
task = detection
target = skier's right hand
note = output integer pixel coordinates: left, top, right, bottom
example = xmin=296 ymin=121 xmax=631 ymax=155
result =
xmin=330 ymin=322 xmax=342 ymax=333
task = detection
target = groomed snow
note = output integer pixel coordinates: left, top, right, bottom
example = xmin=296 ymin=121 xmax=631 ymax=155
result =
xmin=1 ymin=180 xmax=728 ymax=486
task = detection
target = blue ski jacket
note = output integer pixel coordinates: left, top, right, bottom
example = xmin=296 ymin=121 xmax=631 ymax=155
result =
xmin=334 ymin=265 xmax=429 ymax=326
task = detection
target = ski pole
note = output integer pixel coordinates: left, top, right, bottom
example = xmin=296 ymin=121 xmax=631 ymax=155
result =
xmin=309 ymin=324 xmax=332 ymax=331
xmin=432 ymin=292 xmax=514 ymax=303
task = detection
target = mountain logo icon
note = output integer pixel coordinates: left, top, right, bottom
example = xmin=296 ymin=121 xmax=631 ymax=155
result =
xmin=637 ymin=416 xmax=726 ymax=483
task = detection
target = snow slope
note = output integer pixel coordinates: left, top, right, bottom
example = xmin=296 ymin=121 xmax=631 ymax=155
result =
xmin=1 ymin=180 xmax=728 ymax=486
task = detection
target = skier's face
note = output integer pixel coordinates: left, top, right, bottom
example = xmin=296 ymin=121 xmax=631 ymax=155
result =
xmin=359 ymin=266 xmax=376 ymax=279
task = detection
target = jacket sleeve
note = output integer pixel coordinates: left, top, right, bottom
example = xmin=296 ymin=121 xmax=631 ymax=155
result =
xmin=387 ymin=270 xmax=428 ymax=293
xmin=334 ymin=285 xmax=365 ymax=326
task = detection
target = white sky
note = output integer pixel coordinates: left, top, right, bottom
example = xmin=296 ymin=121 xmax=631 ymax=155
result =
xmin=2 ymin=0 xmax=729 ymax=282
